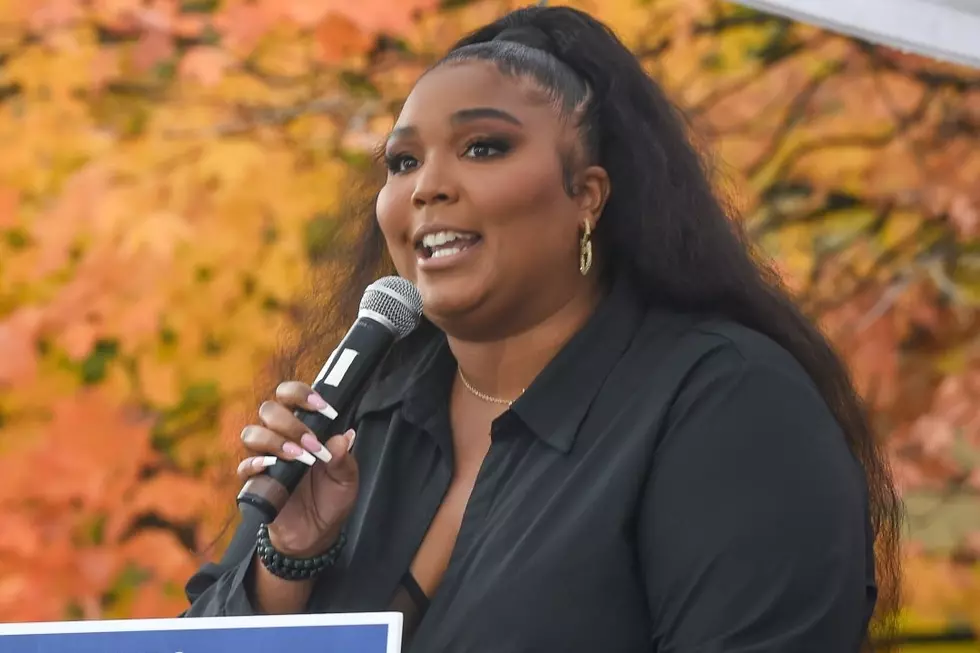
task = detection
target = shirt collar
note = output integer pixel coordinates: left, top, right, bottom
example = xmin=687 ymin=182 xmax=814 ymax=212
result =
xmin=355 ymin=277 xmax=645 ymax=454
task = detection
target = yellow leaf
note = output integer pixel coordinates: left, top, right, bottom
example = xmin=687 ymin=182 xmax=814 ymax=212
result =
xmin=138 ymin=357 xmax=181 ymax=407
xmin=195 ymin=141 xmax=267 ymax=187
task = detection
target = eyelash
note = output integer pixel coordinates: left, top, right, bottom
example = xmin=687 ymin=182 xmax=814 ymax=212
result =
xmin=384 ymin=137 xmax=512 ymax=175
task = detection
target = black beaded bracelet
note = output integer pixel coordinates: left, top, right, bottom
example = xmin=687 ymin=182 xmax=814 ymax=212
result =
xmin=255 ymin=523 xmax=347 ymax=581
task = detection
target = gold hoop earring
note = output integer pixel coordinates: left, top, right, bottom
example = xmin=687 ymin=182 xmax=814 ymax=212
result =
xmin=579 ymin=220 xmax=593 ymax=276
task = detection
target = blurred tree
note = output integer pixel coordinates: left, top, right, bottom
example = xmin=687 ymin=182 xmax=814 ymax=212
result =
xmin=0 ymin=0 xmax=977 ymax=633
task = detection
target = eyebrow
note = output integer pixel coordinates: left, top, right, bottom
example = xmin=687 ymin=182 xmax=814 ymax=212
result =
xmin=386 ymin=107 xmax=523 ymax=144
xmin=451 ymin=107 xmax=523 ymax=126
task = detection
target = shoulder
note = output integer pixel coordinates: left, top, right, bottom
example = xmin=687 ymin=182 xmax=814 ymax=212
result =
xmin=634 ymin=313 xmax=866 ymax=502
xmin=635 ymin=308 xmax=818 ymax=391
xmin=626 ymin=309 xmax=834 ymax=433
xmin=635 ymin=312 xmax=855 ymax=472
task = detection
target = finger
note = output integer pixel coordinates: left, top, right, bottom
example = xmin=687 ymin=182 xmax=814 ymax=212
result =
xmin=298 ymin=431 xmax=353 ymax=464
xmin=241 ymin=425 xmax=316 ymax=467
xmin=236 ymin=455 xmax=278 ymax=482
xmin=275 ymin=381 xmax=338 ymax=419
xmin=324 ymin=429 xmax=359 ymax=485
xmin=297 ymin=431 xmax=357 ymax=485
xmin=257 ymin=400 xmax=315 ymax=443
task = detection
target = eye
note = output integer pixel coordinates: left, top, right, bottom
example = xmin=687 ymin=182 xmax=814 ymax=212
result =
xmin=463 ymin=138 xmax=510 ymax=159
xmin=384 ymin=153 xmax=419 ymax=175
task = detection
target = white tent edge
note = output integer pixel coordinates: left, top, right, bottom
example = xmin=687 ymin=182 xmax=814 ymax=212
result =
xmin=734 ymin=0 xmax=980 ymax=69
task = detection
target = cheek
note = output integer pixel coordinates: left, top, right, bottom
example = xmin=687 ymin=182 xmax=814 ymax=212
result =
xmin=375 ymin=182 xmax=415 ymax=272
xmin=468 ymin=160 xmax=575 ymax=257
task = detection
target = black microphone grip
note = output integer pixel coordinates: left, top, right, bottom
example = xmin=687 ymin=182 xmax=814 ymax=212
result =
xmin=236 ymin=316 xmax=397 ymax=522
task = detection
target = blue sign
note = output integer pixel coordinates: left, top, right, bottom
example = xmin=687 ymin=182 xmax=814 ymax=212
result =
xmin=0 ymin=612 xmax=403 ymax=653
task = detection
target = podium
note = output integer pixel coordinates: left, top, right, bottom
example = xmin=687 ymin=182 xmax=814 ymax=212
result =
xmin=0 ymin=612 xmax=403 ymax=652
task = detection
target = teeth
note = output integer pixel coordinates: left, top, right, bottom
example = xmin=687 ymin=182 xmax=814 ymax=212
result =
xmin=430 ymin=247 xmax=461 ymax=258
xmin=421 ymin=230 xmax=474 ymax=248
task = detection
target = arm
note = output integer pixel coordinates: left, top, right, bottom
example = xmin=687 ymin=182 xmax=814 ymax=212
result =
xmin=181 ymin=554 xmax=265 ymax=617
xmin=639 ymin=352 xmax=875 ymax=652
xmin=181 ymin=380 xmax=360 ymax=618
xmin=181 ymin=547 xmax=322 ymax=617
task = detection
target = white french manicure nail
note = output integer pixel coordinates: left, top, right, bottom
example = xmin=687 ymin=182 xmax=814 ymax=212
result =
xmin=294 ymin=450 xmax=316 ymax=466
xmin=259 ymin=456 xmax=278 ymax=468
xmin=307 ymin=392 xmax=339 ymax=419
xmin=346 ymin=430 xmax=357 ymax=452
xmin=317 ymin=403 xmax=339 ymax=420
xmin=309 ymin=443 xmax=332 ymax=465
xmin=301 ymin=434 xmax=333 ymax=464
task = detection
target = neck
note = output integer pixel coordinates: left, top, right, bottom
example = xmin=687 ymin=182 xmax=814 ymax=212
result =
xmin=447 ymin=284 xmax=603 ymax=402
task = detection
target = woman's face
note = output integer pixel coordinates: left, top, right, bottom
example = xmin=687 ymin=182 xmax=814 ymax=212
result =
xmin=376 ymin=60 xmax=607 ymax=339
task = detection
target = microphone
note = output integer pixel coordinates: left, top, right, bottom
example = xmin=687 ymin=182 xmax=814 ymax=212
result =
xmin=236 ymin=276 xmax=423 ymax=523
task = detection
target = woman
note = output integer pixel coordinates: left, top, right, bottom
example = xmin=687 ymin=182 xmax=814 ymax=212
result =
xmin=184 ymin=5 xmax=902 ymax=651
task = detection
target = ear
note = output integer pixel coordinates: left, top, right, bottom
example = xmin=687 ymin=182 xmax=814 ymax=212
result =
xmin=575 ymin=165 xmax=610 ymax=228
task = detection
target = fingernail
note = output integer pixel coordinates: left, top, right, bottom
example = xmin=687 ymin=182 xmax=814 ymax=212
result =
xmin=345 ymin=429 xmax=356 ymax=452
xmin=254 ymin=456 xmax=278 ymax=469
xmin=307 ymin=393 xmax=338 ymax=420
xmin=282 ymin=441 xmax=315 ymax=466
xmin=300 ymin=433 xmax=333 ymax=464
xmin=307 ymin=393 xmax=327 ymax=408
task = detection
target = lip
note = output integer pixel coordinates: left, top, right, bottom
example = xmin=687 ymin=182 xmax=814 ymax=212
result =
xmin=416 ymin=238 xmax=482 ymax=272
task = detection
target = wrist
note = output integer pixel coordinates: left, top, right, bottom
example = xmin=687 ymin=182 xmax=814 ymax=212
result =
xmin=256 ymin=524 xmax=346 ymax=582
xmin=267 ymin=524 xmax=342 ymax=559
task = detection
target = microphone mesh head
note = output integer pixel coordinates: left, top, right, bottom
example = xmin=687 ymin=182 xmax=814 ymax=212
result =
xmin=359 ymin=276 xmax=423 ymax=339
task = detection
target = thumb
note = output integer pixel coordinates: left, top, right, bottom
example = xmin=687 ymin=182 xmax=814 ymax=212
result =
xmin=322 ymin=429 xmax=359 ymax=486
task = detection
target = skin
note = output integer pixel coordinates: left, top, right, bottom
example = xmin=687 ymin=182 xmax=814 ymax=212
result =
xmin=236 ymin=59 xmax=610 ymax=613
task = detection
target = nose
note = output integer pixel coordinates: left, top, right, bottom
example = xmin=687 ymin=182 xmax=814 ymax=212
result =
xmin=411 ymin=157 xmax=458 ymax=209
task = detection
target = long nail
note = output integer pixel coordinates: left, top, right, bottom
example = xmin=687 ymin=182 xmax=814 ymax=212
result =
xmin=253 ymin=456 xmax=278 ymax=470
xmin=306 ymin=392 xmax=328 ymax=409
xmin=307 ymin=393 xmax=338 ymax=419
xmin=282 ymin=441 xmax=315 ymax=466
xmin=300 ymin=433 xmax=333 ymax=464
xmin=345 ymin=429 xmax=356 ymax=452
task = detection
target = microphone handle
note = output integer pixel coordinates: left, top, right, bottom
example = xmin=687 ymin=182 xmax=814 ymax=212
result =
xmin=237 ymin=316 xmax=397 ymax=522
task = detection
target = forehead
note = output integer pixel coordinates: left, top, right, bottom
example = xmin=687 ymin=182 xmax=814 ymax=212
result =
xmin=396 ymin=60 xmax=561 ymax=132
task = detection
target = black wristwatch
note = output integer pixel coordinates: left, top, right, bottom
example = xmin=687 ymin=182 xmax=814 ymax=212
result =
xmin=255 ymin=523 xmax=347 ymax=581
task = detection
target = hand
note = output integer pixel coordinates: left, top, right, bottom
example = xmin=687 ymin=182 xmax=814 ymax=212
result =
xmin=237 ymin=381 xmax=359 ymax=558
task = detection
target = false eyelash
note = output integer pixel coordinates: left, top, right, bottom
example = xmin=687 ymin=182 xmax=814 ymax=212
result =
xmin=465 ymin=137 xmax=512 ymax=155
xmin=383 ymin=152 xmax=417 ymax=174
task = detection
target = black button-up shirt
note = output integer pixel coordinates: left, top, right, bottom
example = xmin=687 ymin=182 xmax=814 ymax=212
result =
xmin=184 ymin=278 xmax=877 ymax=651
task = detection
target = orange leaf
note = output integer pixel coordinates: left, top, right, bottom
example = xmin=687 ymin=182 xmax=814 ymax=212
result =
xmin=121 ymin=530 xmax=197 ymax=581
xmin=330 ymin=0 xmax=436 ymax=34
xmin=0 ymin=186 xmax=19 ymax=229
xmin=89 ymin=46 xmax=122 ymax=92
xmin=213 ymin=1 xmax=275 ymax=56
xmin=179 ymin=46 xmax=234 ymax=87
xmin=129 ymin=472 xmax=216 ymax=524
xmin=127 ymin=582 xmax=189 ymax=619
xmin=27 ymin=0 xmax=83 ymax=33
xmin=59 ymin=319 xmax=100 ymax=360
xmin=0 ymin=308 xmax=42 ymax=387
xmin=280 ymin=0 xmax=334 ymax=28
xmin=131 ymin=28 xmax=174 ymax=73
xmin=314 ymin=13 xmax=371 ymax=64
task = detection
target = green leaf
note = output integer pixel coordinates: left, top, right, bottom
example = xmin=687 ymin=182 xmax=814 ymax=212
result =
xmin=80 ymin=339 xmax=120 ymax=385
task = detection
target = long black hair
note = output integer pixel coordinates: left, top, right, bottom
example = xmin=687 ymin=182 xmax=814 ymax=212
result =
xmin=272 ymin=5 xmax=902 ymax=646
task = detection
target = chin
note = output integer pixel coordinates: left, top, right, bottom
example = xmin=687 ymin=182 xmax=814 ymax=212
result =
xmin=416 ymin=273 xmax=490 ymax=332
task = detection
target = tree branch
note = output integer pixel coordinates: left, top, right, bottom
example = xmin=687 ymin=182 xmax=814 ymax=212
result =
xmin=743 ymin=60 xmax=846 ymax=178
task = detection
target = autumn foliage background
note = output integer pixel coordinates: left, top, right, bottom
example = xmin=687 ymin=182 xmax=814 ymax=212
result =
xmin=1 ymin=0 xmax=979 ymax=641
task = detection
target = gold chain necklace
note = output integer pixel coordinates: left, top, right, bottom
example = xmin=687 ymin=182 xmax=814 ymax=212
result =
xmin=457 ymin=368 xmax=524 ymax=406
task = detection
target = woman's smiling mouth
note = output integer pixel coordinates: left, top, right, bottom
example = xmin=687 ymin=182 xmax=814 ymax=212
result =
xmin=415 ymin=229 xmax=483 ymax=269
